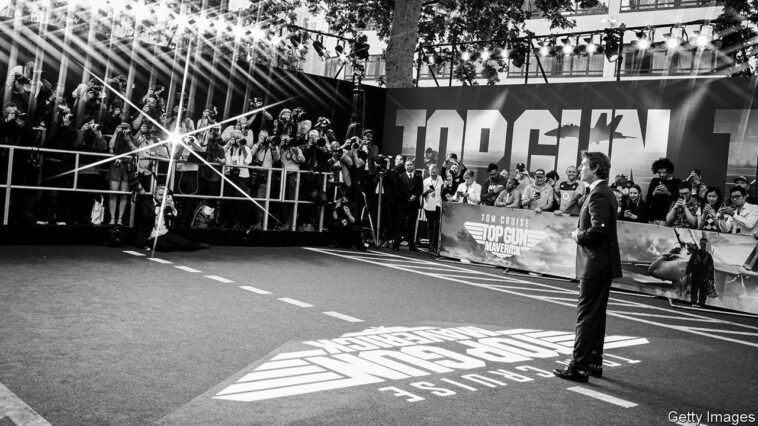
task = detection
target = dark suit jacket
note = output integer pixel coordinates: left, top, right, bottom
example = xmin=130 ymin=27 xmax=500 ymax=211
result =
xmin=575 ymin=180 xmax=622 ymax=280
xmin=394 ymin=171 xmax=423 ymax=210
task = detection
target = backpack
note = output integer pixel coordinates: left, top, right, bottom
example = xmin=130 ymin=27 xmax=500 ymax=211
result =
xmin=190 ymin=201 xmax=216 ymax=229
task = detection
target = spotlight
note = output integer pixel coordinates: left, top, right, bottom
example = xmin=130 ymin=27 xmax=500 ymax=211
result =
xmin=350 ymin=34 xmax=370 ymax=61
xmin=694 ymin=24 xmax=713 ymax=48
xmin=155 ymin=4 xmax=170 ymax=21
xmin=174 ymin=13 xmax=188 ymax=30
xmin=665 ymin=35 xmax=680 ymax=49
xmin=312 ymin=37 xmax=325 ymax=57
xmin=480 ymin=49 xmax=490 ymax=61
xmin=270 ymin=34 xmax=282 ymax=45
xmin=233 ymin=25 xmax=246 ymax=39
xmin=460 ymin=51 xmax=470 ymax=61
xmin=635 ymin=31 xmax=650 ymax=50
xmin=508 ymin=42 xmax=528 ymax=68
xmin=250 ymin=26 xmax=265 ymax=40
xmin=561 ymin=38 xmax=574 ymax=55
xmin=131 ymin=3 xmax=151 ymax=20
xmin=335 ymin=44 xmax=344 ymax=55
xmin=664 ymin=26 xmax=684 ymax=50
xmin=539 ymin=40 xmax=555 ymax=57
xmin=194 ymin=16 xmax=210 ymax=33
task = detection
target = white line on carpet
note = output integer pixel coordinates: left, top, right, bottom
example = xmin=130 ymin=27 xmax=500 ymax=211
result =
xmin=278 ymin=298 xmax=313 ymax=308
xmin=322 ymin=311 xmax=363 ymax=322
xmin=174 ymin=266 xmax=201 ymax=273
xmin=147 ymin=257 xmax=172 ymax=264
xmin=239 ymin=286 xmax=272 ymax=295
xmin=567 ymin=386 xmax=638 ymax=408
xmin=123 ymin=250 xmax=146 ymax=257
xmin=205 ymin=275 xmax=234 ymax=283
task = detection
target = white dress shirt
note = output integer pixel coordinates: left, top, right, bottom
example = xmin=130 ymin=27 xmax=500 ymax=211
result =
xmin=454 ymin=182 xmax=481 ymax=204
xmin=423 ymin=176 xmax=443 ymax=211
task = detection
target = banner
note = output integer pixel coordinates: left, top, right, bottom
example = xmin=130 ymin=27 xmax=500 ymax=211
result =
xmin=382 ymin=78 xmax=758 ymax=195
xmin=440 ymin=203 xmax=758 ymax=315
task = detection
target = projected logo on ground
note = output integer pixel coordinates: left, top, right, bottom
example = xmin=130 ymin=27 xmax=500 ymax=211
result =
xmin=464 ymin=214 xmax=547 ymax=258
xmin=213 ymin=325 xmax=647 ymax=403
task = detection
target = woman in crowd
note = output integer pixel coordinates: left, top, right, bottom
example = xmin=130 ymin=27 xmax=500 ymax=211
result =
xmin=620 ymin=184 xmax=648 ymax=223
xmin=698 ymin=187 xmax=722 ymax=232
xmin=441 ymin=171 xmax=457 ymax=202
xmin=134 ymin=123 xmax=166 ymax=191
xmin=107 ymin=123 xmax=138 ymax=225
xmin=422 ymin=164 xmax=443 ymax=254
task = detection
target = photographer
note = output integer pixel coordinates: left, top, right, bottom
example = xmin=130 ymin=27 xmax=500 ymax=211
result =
xmin=481 ymin=163 xmax=507 ymax=206
xmin=698 ymin=187 xmax=722 ymax=231
xmin=196 ymin=106 xmax=218 ymax=146
xmin=134 ymin=123 xmax=167 ymax=190
xmin=330 ymin=189 xmax=365 ymax=251
xmin=0 ymin=103 xmax=27 ymax=145
xmin=132 ymin=96 xmax=162 ymax=131
xmin=134 ymin=180 xmax=209 ymax=252
xmin=220 ymin=130 xmax=253 ymax=229
xmin=72 ymin=120 xmax=107 ymax=224
xmin=103 ymin=105 xmax=127 ymax=135
xmin=244 ymin=97 xmax=273 ymax=141
xmin=273 ymin=108 xmax=296 ymax=138
xmin=9 ymin=74 xmax=31 ymax=114
xmin=521 ymin=169 xmax=553 ymax=212
xmin=249 ymin=132 xmax=281 ymax=229
xmin=513 ymin=162 xmax=533 ymax=192
xmin=198 ymin=125 xmax=226 ymax=197
xmin=646 ymin=157 xmax=681 ymax=225
xmin=106 ymin=123 xmax=138 ymax=226
xmin=292 ymin=107 xmax=312 ymax=144
xmin=665 ymin=182 xmax=698 ymax=228
xmin=361 ymin=129 xmax=379 ymax=176
xmin=75 ymin=87 xmax=102 ymax=126
xmin=494 ymin=178 xmax=522 ymax=208
xmin=278 ymin=135 xmax=305 ymax=230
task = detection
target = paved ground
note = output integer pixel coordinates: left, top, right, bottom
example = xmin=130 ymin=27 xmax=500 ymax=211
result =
xmin=0 ymin=245 xmax=757 ymax=425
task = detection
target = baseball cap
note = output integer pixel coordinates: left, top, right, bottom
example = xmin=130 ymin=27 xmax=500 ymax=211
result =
xmin=734 ymin=176 xmax=748 ymax=183
xmin=534 ymin=169 xmax=546 ymax=176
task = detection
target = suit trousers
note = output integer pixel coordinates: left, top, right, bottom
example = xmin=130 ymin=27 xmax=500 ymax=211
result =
xmin=572 ymin=278 xmax=611 ymax=369
xmin=394 ymin=206 xmax=418 ymax=248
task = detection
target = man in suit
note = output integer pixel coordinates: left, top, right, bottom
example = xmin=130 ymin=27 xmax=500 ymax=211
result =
xmin=393 ymin=159 xmax=422 ymax=251
xmin=554 ymin=151 xmax=622 ymax=383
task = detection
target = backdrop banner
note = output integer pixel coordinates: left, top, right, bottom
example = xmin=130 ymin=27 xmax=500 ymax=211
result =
xmin=382 ymin=78 xmax=758 ymax=196
xmin=440 ymin=203 xmax=758 ymax=314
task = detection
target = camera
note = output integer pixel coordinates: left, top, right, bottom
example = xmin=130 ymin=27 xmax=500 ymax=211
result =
xmin=91 ymin=123 xmax=102 ymax=131
xmin=515 ymin=162 xmax=526 ymax=173
xmin=14 ymin=75 xmax=30 ymax=85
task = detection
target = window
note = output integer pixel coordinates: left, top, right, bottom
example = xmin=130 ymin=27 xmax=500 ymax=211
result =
xmin=620 ymin=0 xmax=723 ymax=12
xmin=620 ymin=45 xmax=730 ymax=75
xmin=525 ymin=0 xmax=609 ymax=18
xmin=508 ymin=53 xmax=605 ymax=78
xmin=325 ymin=55 xmax=385 ymax=80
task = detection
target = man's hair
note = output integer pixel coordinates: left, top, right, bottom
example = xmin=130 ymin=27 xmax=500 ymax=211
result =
xmin=581 ymin=151 xmax=611 ymax=180
xmin=677 ymin=182 xmax=691 ymax=191
xmin=730 ymin=185 xmax=747 ymax=196
xmin=487 ymin=163 xmax=498 ymax=173
xmin=464 ymin=169 xmax=475 ymax=179
xmin=154 ymin=177 xmax=167 ymax=187
xmin=448 ymin=153 xmax=458 ymax=161
xmin=546 ymin=170 xmax=560 ymax=182
xmin=651 ymin=157 xmax=675 ymax=174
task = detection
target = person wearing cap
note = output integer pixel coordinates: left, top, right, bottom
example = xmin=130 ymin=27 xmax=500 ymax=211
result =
xmin=733 ymin=175 xmax=758 ymax=204
xmin=521 ymin=169 xmax=554 ymax=213
xmin=686 ymin=237 xmax=716 ymax=307
xmin=513 ymin=162 xmax=533 ymax=193
xmin=719 ymin=186 xmax=758 ymax=237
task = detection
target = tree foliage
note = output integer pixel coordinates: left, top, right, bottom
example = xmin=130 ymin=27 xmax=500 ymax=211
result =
xmin=713 ymin=0 xmax=758 ymax=76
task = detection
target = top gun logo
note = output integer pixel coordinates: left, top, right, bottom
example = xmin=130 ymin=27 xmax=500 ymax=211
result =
xmin=214 ymin=325 xmax=647 ymax=403
xmin=463 ymin=214 xmax=547 ymax=259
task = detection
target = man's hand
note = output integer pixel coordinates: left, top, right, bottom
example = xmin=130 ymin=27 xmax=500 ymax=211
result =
xmin=554 ymin=210 xmax=564 ymax=216
xmin=409 ymin=195 xmax=417 ymax=202
xmin=535 ymin=207 xmax=542 ymax=214
xmin=571 ymin=228 xmax=579 ymax=242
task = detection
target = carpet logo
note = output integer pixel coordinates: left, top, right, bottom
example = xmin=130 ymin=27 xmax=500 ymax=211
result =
xmin=213 ymin=326 xmax=648 ymax=402
xmin=464 ymin=215 xmax=547 ymax=258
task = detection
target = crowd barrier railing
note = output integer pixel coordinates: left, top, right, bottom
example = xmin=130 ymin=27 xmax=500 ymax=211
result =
xmin=0 ymin=143 xmax=334 ymax=231
xmin=439 ymin=202 xmax=758 ymax=315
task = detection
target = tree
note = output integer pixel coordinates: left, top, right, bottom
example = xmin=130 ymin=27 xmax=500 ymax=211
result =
xmin=298 ymin=0 xmax=599 ymax=87
xmin=713 ymin=0 xmax=758 ymax=76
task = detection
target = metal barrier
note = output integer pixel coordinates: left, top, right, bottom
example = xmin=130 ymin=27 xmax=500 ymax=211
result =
xmin=0 ymin=143 xmax=334 ymax=231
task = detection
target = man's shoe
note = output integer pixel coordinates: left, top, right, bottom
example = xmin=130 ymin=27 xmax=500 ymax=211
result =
xmin=587 ymin=364 xmax=603 ymax=378
xmin=552 ymin=365 xmax=589 ymax=383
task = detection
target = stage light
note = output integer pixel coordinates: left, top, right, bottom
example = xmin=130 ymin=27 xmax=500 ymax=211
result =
xmin=195 ymin=16 xmax=210 ymax=33
xmin=635 ymin=31 xmax=650 ymax=50
xmin=233 ymin=25 xmax=246 ymax=38
xmin=664 ymin=26 xmax=684 ymax=50
xmin=312 ymin=37 xmax=325 ymax=57
xmin=695 ymin=24 xmax=714 ymax=48
xmin=270 ymin=34 xmax=282 ymax=45
xmin=480 ymin=49 xmax=490 ymax=61
xmin=132 ymin=3 xmax=151 ymax=21
xmin=155 ymin=4 xmax=170 ymax=21
xmin=174 ymin=14 xmax=188 ymax=30
xmin=108 ymin=1 xmax=126 ymax=13
xmin=665 ymin=35 xmax=680 ymax=49
xmin=584 ymin=36 xmax=599 ymax=54
xmin=250 ymin=26 xmax=265 ymax=40
xmin=561 ymin=38 xmax=574 ymax=55
xmin=335 ymin=44 xmax=344 ymax=55
xmin=539 ymin=40 xmax=555 ymax=57
xmin=460 ymin=50 xmax=470 ymax=61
